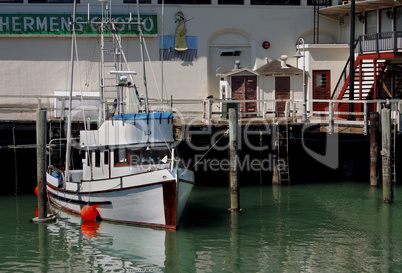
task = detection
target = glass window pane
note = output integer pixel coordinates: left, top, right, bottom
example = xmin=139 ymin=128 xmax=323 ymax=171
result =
xmin=307 ymin=0 xmax=331 ymax=6
xmin=218 ymin=0 xmax=243 ymax=4
xmin=124 ymin=0 xmax=152 ymax=3
xmin=396 ymin=7 xmax=402 ymax=31
xmin=355 ymin=13 xmax=364 ymax=39
xmin=366 ymin=11 xmax=377 ymax=35
xmin=315 ymin=73 xmax=327 ymax=88
xmin=158 ymin=0 xmax=210 ymax=4
xmin=28 ymin=0 xmax=79 ymax=2
xmin=380 ymin=9 xmax=393 ymax=33
xmin=251 ymin=0 xmax=300 ymax=5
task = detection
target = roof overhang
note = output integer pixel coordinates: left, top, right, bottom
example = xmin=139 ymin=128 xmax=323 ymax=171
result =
xmin=320 ymin=0 xmax=402 ymax=16
xmin=217 ymin=67 xmax=259 ymax=78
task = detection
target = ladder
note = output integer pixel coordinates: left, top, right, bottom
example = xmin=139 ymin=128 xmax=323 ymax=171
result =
xmin=101 ymin=32 xmax=120 ymax=118
xmin=276 ymin=124 xmax=290 ymax=184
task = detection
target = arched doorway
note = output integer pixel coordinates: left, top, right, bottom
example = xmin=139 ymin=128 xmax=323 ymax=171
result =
xmin=208 ymin=30 xmax=254 ymax=98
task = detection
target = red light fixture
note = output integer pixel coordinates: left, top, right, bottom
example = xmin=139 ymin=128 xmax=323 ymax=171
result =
xmin=262 ymin=41 xmax=270 ymax=49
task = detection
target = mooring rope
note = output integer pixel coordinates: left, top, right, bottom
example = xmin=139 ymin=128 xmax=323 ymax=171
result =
xmin=192 ymin=129 xmax=229 ymax=169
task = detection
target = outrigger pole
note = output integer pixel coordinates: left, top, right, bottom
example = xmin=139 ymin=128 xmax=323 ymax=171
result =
xmin=136 ymin=0 xmax=149 ymax=113
xmin=64 ymin=0 xmax=78 ymax=185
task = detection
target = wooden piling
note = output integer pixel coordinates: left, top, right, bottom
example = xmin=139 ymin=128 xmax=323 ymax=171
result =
xmin=36 ymin=110 xmax=47 ymax=219
xmin=229 ymin=107 xmax=240 ymax=211
xmin=33 ymin=110 xmax=55 ymax=223
xmin=381 ymin=108 xmax=393 ymax=203
xmin=370 ymin=112 xmax=379 ymax=187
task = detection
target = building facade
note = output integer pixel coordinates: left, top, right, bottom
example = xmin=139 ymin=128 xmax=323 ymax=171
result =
xmin=0 ymin=0 xmax=401 ymax=120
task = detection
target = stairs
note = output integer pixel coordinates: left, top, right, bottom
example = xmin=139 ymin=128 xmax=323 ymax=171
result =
xmin=341 ymin=59 xmax=387 ymax=101
xmin=333 ymin=55 xmax=389 ymax=115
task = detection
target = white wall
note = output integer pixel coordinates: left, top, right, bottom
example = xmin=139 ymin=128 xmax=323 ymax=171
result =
xmin=0 ymin=1 xmax=340 ymax=120
xmin=298 ymin=44 xmax=349 ymax=112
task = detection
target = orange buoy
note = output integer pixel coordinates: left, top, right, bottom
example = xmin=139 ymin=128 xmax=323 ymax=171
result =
xmin=35 ymin=208 xmax=38 ymax=217
xmin=81 ymin=203 xmax=98 ymax=221
xmin=35 ymin=186 xmax=38 ymax=196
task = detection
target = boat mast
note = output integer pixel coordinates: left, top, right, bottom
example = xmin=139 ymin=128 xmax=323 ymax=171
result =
xmin=99 ymin=0 xmax=108 ymax=122
xmin=64 ymin=0 xmax=78 ymax=184
xmin=136 ymin=1 xmax=149 ymax=113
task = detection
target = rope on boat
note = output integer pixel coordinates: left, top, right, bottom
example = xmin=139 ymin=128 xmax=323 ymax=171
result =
xmin=49 ymin=184 xmax=84 ymax=217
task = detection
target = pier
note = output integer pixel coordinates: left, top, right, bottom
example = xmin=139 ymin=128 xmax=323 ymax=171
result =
xmin=0 ymin=96 xmax=400 ymax=197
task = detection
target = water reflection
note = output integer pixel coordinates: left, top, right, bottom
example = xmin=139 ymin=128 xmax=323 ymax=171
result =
xmin=46 ymin=211 xmax=168 ymax=272
xmin=2 ymin=183 xmax=402 ymax=272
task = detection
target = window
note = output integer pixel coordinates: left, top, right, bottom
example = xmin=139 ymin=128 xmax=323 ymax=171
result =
xmin=355 ymin=13 xmax=364 ymax=39
xmin=220 ymin=48 xmax=242 ymax=56
xmin=366 ymin=11 xmax=377 ymax=35
xmin=396 ymin=7 xmax=402 ymax=31
xmin=251 ymin=0 xmax=300 ymax=5
xmin=114 ymin=149 xmax=129 ymax=166
xmin=0 ymin=0 xmax=23 ymax=3
xmin=95 ymin=150 xmax=100 ymax=167
xmin=157 ymin=0 xmax=210 ymax=4
xmin=315 ymin=73 xmax=327 ymax=88
xmin=28 ymin=0 xmax=79 ymax=2
xmin=307 ymin=0 xmax=331 ymax=6
xmin=218 ymin=0 xmax=243 ymax=5
xmin=380 ymin=9 xmax=393 ymax=34
xmin=104 ymin=151 xmax=109 ymax=165
xmin=124 ymin=0 xmax=152 ymax=3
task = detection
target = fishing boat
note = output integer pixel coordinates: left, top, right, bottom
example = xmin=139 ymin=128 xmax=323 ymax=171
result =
xmin=46 ymin=0 xmax=194 ymax=229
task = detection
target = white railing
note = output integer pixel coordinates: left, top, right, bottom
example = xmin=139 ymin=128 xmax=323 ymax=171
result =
xmin=202 ymin=98 xmax=402 ymax=135
xmin=0 ymin=94 xmax=401 ymax=136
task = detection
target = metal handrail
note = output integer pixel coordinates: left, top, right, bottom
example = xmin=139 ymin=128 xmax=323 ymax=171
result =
xmin=332 ymin=31 xmax=402 ymax=100
xmin=331 ymin=38 xmax=360 ymax=100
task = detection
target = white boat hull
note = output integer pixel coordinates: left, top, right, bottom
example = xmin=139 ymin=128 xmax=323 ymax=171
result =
xmin=46 ymin=168 xmax=194 ymax=229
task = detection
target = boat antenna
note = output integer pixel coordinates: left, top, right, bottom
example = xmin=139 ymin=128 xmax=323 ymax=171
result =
xmin=136 ymin=0 xmax=149 ymax=113
xmin=65 ymin=0 xmax=78 ymax=184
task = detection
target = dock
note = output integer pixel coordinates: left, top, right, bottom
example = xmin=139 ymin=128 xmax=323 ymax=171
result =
xmin=0 ymin=96 xmax=400 ymax=201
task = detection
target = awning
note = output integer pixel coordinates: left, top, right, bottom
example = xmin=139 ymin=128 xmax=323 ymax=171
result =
xmin=320 ymin=0 xmax=401 ymax=16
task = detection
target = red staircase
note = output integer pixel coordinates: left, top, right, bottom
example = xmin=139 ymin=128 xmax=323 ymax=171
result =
xmin=332 ymin=52 xmax=392 ymax=116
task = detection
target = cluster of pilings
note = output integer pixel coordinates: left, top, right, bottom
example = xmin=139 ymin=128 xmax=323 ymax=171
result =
xmin=34 ymin=106 xmax=397 ymax=219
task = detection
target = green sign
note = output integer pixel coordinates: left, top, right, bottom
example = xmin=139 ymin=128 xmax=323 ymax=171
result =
xmin=0 ymin=14 xmax=157 ymax=36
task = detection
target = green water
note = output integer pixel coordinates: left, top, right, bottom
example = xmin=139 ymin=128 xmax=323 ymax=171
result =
xmin=1 ymin=182 xmax=402 ymax=272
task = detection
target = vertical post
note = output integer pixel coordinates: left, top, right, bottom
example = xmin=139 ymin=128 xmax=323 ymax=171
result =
xmin=272 ymin=164 xmax=280 ymax=185
xmin=348 ymin=0 xmax=356 ymax=121
xmin=37 ymin=110 xmax=47 ymax=219
xmin=381 ymin=108 xmax=393 ymax=203
xmin=363 ymin=102 xmax=368 ymax=135
xmin=329 ymin=101 xmax=334 ymax=134
xmin=370 ymin=112 xmax=379 ymax=187
xmin=12 ymin=127 xmax=18 ymax=196
xmin=229 ymin=107 xmax=240 ymax=211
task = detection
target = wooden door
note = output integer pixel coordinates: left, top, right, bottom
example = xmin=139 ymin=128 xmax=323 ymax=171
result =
xmin=232 ymin=76 xmax=257 ymax=116
xmin=313 ymin=70 xmax=331 ymax=113
xmin=245 ymin=76 xmax=257 ymax=114
xmin=275 ymin=77 xmax=290 ymax=115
